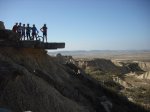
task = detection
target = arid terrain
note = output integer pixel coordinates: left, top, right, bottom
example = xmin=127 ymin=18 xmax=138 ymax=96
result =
xmin=49 ymin=50 xmax=150 ymax=110
xmin=49 ymin=50 xmax=150 ymax=61
xmin=0 ymin=29 xmax=149 ymax=112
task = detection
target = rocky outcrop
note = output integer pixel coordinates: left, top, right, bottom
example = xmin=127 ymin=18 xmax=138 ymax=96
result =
xmin=0 ymin=48 xmax=90 ymax=112
xmin=123 ymin=61 xmax=150 ymax=80
xmin=137 ymin=61 xmax=150 ymax=71
xmin=0 ymin=47 xmax=148 ymax=112
xmin=112 ymin=76 xmax=132 ymax=88
xmin=0 ymin=28 xmax=149 ymax=112
xmin=111 ymin=60 xmax=123 ymax=67
xmin=0 ymin=29 xmax=20 ymax=41
xmin=75 ymin=58 xmax=145 ymax=76
xmin=137 ymin=71 xmax=150 ymax=80
xmin=76 ymin=58 xmax=120 ymax=74
xmin=56 ymin=54 xmax=74 ymax=64
xmin=0 ymin=21 xmax=5 ymax=30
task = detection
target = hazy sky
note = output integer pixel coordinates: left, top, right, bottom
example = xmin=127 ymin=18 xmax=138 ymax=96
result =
xmin=0 ymin=0 xmax=150 ymax=50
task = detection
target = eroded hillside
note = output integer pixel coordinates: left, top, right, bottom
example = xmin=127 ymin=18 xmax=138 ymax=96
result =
xmin=0 ymin=28 xmax=149 ymax=112
xmin=0 ymin=47 xmax=149 ymax=112
xmin=74 ymin=58 xmax=150 ymax=110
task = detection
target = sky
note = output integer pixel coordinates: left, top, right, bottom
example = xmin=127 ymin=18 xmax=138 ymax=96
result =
xmin=0 ymin=0 xmax=150 ymax=51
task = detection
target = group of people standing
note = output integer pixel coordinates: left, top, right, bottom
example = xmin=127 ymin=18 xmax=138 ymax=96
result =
xmin=12 ymin=23 xmax=48 ymax=42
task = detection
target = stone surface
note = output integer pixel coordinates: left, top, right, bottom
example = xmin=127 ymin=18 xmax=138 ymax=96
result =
xmin=137 ymin=71 xmax=150 ymax=79
xmin=0 ymin=27 xmax=149 ymax=112
xmin=0 ymin=29 xmax=65 ymax=50
xmin=0 ymin=47 xmax=148 ymax=112
xmin=0 ymin=21 xmax=5 ymax=30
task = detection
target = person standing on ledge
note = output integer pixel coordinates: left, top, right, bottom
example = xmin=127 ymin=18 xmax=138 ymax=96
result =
xmin=12 ymin=23 xmax=18 ymax=33
xmin=17 ymin=23 xmax=22 ymax=35
xmin=31 ymin=24 xmax=38 ymax=41
xmin=17 ymin=23 xmax=22 ymax=40
xmin=21 ymin=24 xmax=26 ymax=40
xmin=40 ymin=24 xmax=48 ymax=42
xmin=26 ymin=24 xmax=31 ymax=40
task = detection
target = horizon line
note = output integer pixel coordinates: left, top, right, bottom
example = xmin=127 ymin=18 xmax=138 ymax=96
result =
xmin=48 ymin=49 xmax=150 ymax=52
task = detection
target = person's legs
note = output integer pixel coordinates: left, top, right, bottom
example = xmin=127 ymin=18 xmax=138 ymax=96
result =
xmin=32 ymin=33 xmax=34 ymax=40
xmin=45 ymin=35 xmax=47 ymax=42
xmin=22 ymin=32 xmax=25 ymax=40
xmin=18 ymin=32 xmax=22 ymax=40
xmin=43 ymin=32 xmax=47 ymax=42
xmin=43 ymin=34 xmax=45 ymax=42
xmin=35 ymin=34 xmax=38 ymax=40
xmin=28 ymin=33 xmax=31 ymax=40
xmin=26 ymin=33 xmax=29 ymax=40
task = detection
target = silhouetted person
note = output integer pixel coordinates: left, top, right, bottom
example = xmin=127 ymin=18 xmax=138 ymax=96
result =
xmin=17 ymin=23 xmax=22 ymax=37
xmin=22 ymin=24 xmax=26 ymax=40
xmin=26 ymin=24 xmax=31 ymax=40
xmin=31 ymin=24 xmax=38 ymax=40
xmin=12 ymin=23 xmax=18 ymax=33
xmin=40 ymin=24 xmax=47 ymax=42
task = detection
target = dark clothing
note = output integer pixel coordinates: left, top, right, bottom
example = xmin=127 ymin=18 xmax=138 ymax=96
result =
xmin=26 ymin=32 xmax=30 ymax=40
xmin=31 ymin=26 xmax=38 ymax=40
xmin=43 ymin=32 xmax=47 ymax=36
xmin=17 ymin=25 xmax=22 ymax=34
xmin=40 ymin=26 xmax=47 ymax=42
xmin=26 ymin=26 xmax=31 ymax=40
xmin=22 ymin=26 xmax=26 ymax=40
xmin=32 ymin=27 xmax=37 ymax=34
xmin=26 ymin=26 xmax=31 ymax=33
xmin=12 ymin=25 xmax=18 ymax=33
xmin=32 ymin=32 xmax=36 ymax=37
xmin=22 ymin=32 xmax=25 ymax=40
xmin=17 ymin=25 xmax=22 ymax=40
xmin=42 ymin=26 xmax=47 ymax=36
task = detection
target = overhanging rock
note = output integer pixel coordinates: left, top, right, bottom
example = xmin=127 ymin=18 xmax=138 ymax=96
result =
xmin=0 ymin=40 xmax=65 ymax=50
xmin=19 ymin=41 xmax=65 ymax=49
xmin=0 ymin=29 xmax=65 ymax=50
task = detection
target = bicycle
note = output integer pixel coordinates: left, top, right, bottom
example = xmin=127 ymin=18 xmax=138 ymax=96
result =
xmin=36 ymin=34 xmax=44 ymax=42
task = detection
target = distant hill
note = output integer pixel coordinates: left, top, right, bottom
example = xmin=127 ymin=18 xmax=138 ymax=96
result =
xmin=49 ymin=50 xmax=150 ymax=61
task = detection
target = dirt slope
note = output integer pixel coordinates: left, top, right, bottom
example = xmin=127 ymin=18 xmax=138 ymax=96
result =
xmin=0 ymin=28 xmax=148 ymax=112
xmin=0 ymin=47 xmax=149 ymax=112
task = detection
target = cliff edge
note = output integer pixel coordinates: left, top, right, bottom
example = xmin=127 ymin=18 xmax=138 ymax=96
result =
xmin=0 ymin=30 xmax=149 ymax=112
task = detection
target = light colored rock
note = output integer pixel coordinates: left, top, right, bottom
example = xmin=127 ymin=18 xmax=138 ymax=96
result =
xmin=128 ymin=97 xmax=134 ymax=102
xmin=113 ymin=76 xmax=132 ymax=88
xmin=137 ymin=61 xmax=150 ymax=71
xmin=111 ymin=60 xmax=123 ymax=67
xmin=137 ymin=71 xmax=150 ymax=80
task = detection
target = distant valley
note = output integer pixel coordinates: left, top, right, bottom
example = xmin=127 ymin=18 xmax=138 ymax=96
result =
xmin=49 ymin=50 xmax=150 ymax=110
xmin=49 ymin=50 xmax=150 ymax=61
